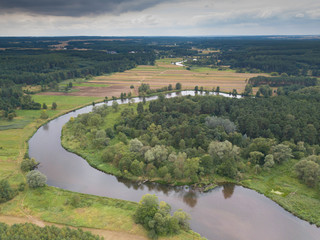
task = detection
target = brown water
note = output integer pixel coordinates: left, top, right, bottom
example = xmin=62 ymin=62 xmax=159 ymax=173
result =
xmin=28 ymin=92 xmax=320 ymax=240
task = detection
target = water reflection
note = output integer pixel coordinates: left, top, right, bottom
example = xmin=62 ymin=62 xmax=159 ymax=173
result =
xmin=43 ymin=124 xmax=49 ymax=131
xmin=222 ymin=183 xmax=235 ymax=199
xmin=182 ymin=190 xmax=198 ymax=208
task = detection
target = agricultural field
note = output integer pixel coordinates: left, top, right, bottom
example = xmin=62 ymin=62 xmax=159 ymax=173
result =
xmin=39 ymin=58 xmax=266 ymax=98
xmin=93 ymin=58 xmax=265 ymax=94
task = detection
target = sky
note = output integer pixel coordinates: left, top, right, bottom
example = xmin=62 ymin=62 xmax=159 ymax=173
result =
xmin=0 ymin=0 xmax=319 ymax=36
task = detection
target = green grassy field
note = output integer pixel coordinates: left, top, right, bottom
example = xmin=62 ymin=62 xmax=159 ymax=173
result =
xmin=32 ymin=95 xmax=101 ymax=110
xmin=0 ymin=187 xmax=144 ymax=233
xmin=241 ymin=159 xmax=320 ymax=226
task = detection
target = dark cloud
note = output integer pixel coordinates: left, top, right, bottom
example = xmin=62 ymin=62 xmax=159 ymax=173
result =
xmin=0 ymin=0 xmax=173 ymax=16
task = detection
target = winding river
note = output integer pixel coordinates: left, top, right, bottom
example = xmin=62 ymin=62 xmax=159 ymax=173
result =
xmin=29 ymin=91 xmax=320 ymax=240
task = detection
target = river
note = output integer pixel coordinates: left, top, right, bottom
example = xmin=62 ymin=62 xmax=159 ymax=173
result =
xmin=29 ymin=91 xmax=320 ymax=240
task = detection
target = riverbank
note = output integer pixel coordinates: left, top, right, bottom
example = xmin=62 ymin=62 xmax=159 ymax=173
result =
xmin=60 ymin=95 xmax=320 ymax=229
xmin=241 ymin=159 xmax=320 ymax=227
xmin=0 ymin=95 xmax=204 ymax=240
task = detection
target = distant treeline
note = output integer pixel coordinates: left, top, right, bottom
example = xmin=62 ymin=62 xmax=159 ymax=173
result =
xmin=218 ymin=40 xmax=320 ymax=76
xmin=248 ymin=76 xmax=318 ymax=87
xmin=0 ymin=49 xmax=155 ymax=85
xmin=182 ymin=38 xmax=320 ymax=76
xmin=2 ymin=37 xmax=320 ymax=78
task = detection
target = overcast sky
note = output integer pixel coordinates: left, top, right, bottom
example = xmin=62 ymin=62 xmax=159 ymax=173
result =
xmin=0 ymin=0 xmax=319 ymax=36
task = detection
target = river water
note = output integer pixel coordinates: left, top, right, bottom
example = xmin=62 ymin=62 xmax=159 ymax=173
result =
xmin=29 ymin=91 xmax=320 ymax=240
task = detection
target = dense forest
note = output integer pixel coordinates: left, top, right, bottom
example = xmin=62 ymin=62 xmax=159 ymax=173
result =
xmin=180 ymin=38 xmax=320 ymax=76
xmin=0 ymin=50 xmax=155 ymax=85
xmin=63 ymin=85 xmax=320 ymax=185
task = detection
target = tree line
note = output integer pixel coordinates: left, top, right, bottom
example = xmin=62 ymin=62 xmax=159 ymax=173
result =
xmin=0 ymin=50 xmax=155 ymax=85
xmin=248 ymin=75 xmax=318 ymax=87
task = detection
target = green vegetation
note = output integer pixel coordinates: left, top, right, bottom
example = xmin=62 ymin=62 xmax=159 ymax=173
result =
xmin=26 ymin=170 xmax=47 ymax=188
xmin=187 ymin=38 xmax=320 ymax=76
xmin=20 ymin=158 xmax=38 ymax=172
xmin=63 ymin=85 xmax=320 ymax=226
xmin=248 ymin=75 xmax=317 ymax=87
xmin=0 ymin=49 xmax=155 ymax=85
xmin=0 ymin=180 xmax=16 ymax=203
xmin=0 ymin=222 xmax=103 ymax=240
xmin=241 ymin=159 xmax=320 ymax=226
xmin=134 ymin=194 xmax=191 ymax=239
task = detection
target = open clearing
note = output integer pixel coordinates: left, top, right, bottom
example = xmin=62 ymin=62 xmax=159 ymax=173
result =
xmin=39 ymin=58 xmax=266 ymax=97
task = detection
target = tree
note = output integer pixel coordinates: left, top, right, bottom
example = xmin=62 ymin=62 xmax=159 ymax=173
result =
xmin=0 ymin=180 xmax=15 ymax=203
xmin=175 ymin=82 xmax=182 ymax=90
xmin=20 ymin=158 xmax=38 ymax=172
xmin=244 ymin=84 xmax=253 ymax=96
xmin=137 ymin=102 xmax=144 ymax=115
xmin=205 ymin=116 xmax=236 ymax=134
xmin=106 ymin=128 xmax=115 ymax=139
xmin=249 ymin=151 xmax=264 ymax=165
xmin=51 ymin=102 xmax=57 ymax=110
xmin=259 ymin=85 xmax=272 ymax=98
xmin=134 ymin=194 xmax=159 ymax=227
xmin=42 ymin=103 xmax=47 ymax=109
xmin=295 ymin=159 xmax=320 ymax=187
xmin=26 ymin=170 xmax=47 ymax=188
xmin=272 ymin=144 xmax=293 ymax=163
xmin=208 ymin=140 xmax=239 ymax=178
xmin=112 ymin=101 xmax=119 ymax=112
xmin=200 ymin=154 xmax=214 ymax=174
xmin=40 ymin=110 xmax=49 ymax=119
xmin=144 ymin=145 xmax=168 ymax=167
xmin=129 ymin=138 xmax=143 ymax=152
xmin=130 ymin=160 xmax=143 ymax=176
xmin=263 ymin=154 xmax=275 ymax=169
xmin=134 ymin=194 xmax=190 ymax=237
xmin=93 ymin=130 xmax=108 ymax=148
xmin=173 ymin=209 xmax=190 ymax=231
xmin=232 ymin=89 xmax=238 ymax=97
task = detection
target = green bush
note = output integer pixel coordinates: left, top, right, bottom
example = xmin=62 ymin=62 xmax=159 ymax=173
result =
xmin=20 ymin=158 xmax=39 ymax=172
xmin=134 ymin=194 xmax=190 ymax=237
xmin=26 ymin=170 xmax=47 ymax=188
xmin=0 ymin=179 xmax=15 ymax=203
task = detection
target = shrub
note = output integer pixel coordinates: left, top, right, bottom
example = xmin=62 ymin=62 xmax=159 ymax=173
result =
xmin=0 ymin=180 xmax=15 ymax=203
xmin=40 ymin=110 xmax=49 ymax=119
xmin=135 ymin=194 xmax=190 ymax=237
xmin=26 ymin=170 xmax=47 ymax=188
xmin=20 ymin=158 xmax=39 ymax=172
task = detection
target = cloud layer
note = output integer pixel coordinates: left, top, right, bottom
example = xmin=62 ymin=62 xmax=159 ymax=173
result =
xmin=0 ymin=0 xmax=319 ymax=36
xmin=0 ymin=0 xmax=172 ymax=16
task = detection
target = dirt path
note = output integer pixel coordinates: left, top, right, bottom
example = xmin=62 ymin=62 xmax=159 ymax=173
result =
xmin=0 ymin=215 xmax=147 ymax=240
